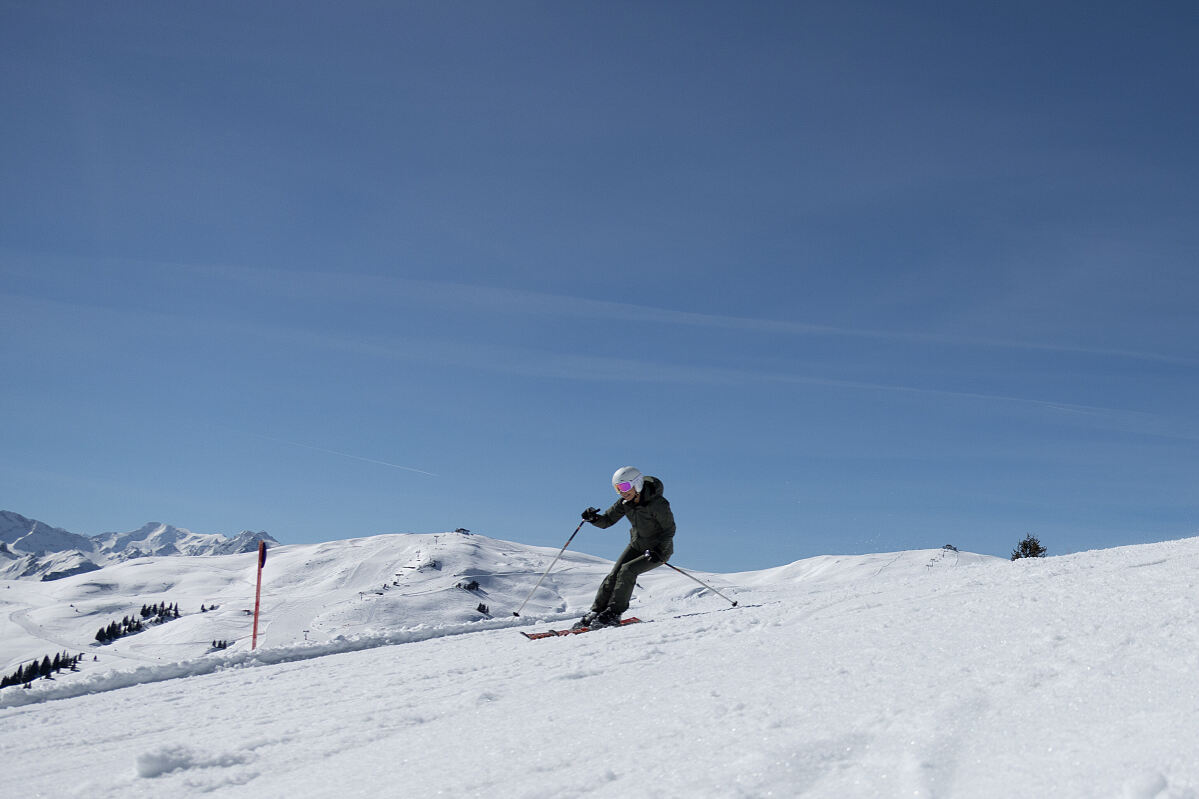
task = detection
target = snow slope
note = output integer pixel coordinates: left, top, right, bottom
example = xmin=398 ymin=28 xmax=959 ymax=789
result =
xmin=2 ymin=533 xmax=1197 ymax=798
xmin=0 ymin=532 xmax=616 ymax=678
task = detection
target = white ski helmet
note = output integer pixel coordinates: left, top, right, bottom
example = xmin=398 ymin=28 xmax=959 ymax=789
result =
xmin=612 ymin=466 xmax=644 ymax=494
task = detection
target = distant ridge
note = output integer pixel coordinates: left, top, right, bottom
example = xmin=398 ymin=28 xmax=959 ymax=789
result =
xmin=0 ymin=510 xmax=277 ymax=581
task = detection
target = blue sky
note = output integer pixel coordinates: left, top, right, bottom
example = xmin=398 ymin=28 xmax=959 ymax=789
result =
xmin=2 ymin=1 xmax=1197 ymax=572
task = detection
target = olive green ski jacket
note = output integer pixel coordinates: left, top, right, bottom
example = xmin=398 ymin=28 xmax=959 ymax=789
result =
xmin=588 ymin=475 xmax=675 ymax=560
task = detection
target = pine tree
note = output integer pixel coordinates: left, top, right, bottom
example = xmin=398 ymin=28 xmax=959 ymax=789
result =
xmin=1011 ymin=534 xmax=1048 ymax=560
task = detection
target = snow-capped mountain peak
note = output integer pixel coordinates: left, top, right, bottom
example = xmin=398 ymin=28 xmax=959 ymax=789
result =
xmin=0 ymin=511 xmax=278 ymax=581
xmin=0 ymin=510 xmax=94 ymax=556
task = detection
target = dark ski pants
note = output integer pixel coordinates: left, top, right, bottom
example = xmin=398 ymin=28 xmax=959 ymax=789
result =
xmin=591 ymin=543 xmax=668 ymax=615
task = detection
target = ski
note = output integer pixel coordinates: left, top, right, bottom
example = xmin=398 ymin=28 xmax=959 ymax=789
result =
xmin=521 ymin=617 xmax=642 ymax=639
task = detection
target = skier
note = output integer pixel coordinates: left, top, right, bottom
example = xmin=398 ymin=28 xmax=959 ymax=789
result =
xmin=575 ymin=466 xmax=675 ymax=629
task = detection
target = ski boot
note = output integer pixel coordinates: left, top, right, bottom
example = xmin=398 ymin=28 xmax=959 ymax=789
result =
xmin=588 ymin=608 xmax=621 ymax=628
xmin=571 ymin=612 xmax=598 ymax=630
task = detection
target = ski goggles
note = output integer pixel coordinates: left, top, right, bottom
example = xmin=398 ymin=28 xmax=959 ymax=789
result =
xmin=614 ymin=481 xmax=636 ymax=493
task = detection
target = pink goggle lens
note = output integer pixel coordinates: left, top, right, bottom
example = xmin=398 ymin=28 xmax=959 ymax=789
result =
xmin=615 ymin=481 xmax=634 ymax=493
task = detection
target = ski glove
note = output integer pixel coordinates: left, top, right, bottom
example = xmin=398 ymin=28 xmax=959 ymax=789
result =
xmin=644 ymin=549 xmax=662 ymax=563
xmin=582 ymin=507 xmax=601 ymax=523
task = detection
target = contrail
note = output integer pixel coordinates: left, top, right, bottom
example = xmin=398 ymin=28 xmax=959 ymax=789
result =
xmin=252 ymin=433 xmax=438 ymax=477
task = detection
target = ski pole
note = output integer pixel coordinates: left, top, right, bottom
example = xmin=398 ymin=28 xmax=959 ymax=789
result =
xmin=513 ymin=520 xmax=586 ymax=617
xmin=660 ymin=560 xmax=738 ymax=607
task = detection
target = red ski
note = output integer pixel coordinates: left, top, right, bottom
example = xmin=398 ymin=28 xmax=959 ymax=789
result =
xmin=521 ymin=617 xmax=642 ymax=639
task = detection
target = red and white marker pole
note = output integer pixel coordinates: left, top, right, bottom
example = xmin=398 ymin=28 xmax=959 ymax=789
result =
xmin=251 ymin=540 xmax=267 ymax=650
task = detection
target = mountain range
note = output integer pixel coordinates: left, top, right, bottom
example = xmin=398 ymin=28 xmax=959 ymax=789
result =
xmin=0 ymin=510 xmax=276 ymax=581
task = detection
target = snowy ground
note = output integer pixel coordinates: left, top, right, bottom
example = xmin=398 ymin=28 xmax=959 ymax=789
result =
xmin=2 ymin=532 xmax=1197 ymax=798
